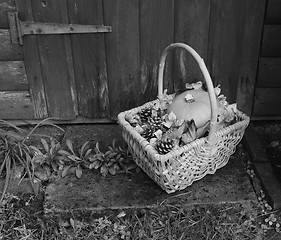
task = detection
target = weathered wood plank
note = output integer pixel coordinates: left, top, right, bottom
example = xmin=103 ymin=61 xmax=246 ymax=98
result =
xmin=236 ymin=0 xmax=266 ymax=115
xmin=174 ymin=0 xmax=210 ymax=89
xmin=0 ymin=0 xmax=16 ymax=29
xmin=29 ymin=0 xmax=77 ymax=119
xmin=9 ymin=117 xmax=115 ymax=127
xmin=16 ymin=0 xmax=48 ymax=119
xmin=207 ymin=0 xmax=247 ymax=103
xmin=0 ymin=29 xmax=23 ymax=60
xmin=253 ymin=88 xmax=281 ymax=116
xmin=67 ymin=0 xmax=110 ymax=118
xmin=20 ymin=21 xmax=111 ymax=35
xmin=261 ymin=25 xmax=281 ymax=57
xmin=139 ymin=0 xmax=174 ymax=103
xmin=103 ymin=0 xmax=140 ymax=118
xmin=0 ymin=91 xmax=34 ymax=119
xmin=257 ymin=58 xmax=281 ymax=88
xmin=265 ymin=0 xmax=281 ymax=24
xmin=0 ymin=61 xmax=28 ymax=90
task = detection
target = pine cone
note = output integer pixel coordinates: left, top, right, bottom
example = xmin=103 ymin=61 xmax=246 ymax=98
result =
xmin=156 ymin=108 xmax=165 ymax=118
xmin=148 ymin=115 xmax=163 ymax=130
xmin=138 ymin=108 xmax=152 ymax=123
xmin=157 ymin=139 xmax=174 ymax=154
xmin=141 ymin=126 xmax=155 ymax=140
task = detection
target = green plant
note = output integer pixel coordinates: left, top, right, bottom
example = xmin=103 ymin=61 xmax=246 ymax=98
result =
xmin=0 ymin=118 xmax=64 ymax=203
xmin=108 ymin=140 xmax=139 ymax=175
xmin=58 ymin=139 xmax=92 ymax=178
xmin=0 ymin=121 xmax=35 ymax=203
xmin=88 ymin=141 xmax=120 ymax=177
xmin=89 ymin=140 xmax=138 ymax=177
xmin=29 ymin=138 xmax=61 ymax=181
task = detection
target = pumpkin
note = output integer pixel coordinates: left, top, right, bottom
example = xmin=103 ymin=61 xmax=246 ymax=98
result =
xmin=167 ymin=87 xmax=216 ymax=129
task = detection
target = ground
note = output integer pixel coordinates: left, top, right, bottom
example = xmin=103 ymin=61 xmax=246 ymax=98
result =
xmin=1 ymin=122 xmax=281 ymax=239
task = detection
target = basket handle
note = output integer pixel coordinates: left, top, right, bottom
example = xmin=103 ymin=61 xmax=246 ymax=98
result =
xmin=157 ymin=43 xmax=218 ymax=142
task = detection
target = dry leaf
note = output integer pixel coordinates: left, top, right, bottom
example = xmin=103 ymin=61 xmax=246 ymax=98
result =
xmin=181 ymin=120 xmax=197 ymax=144
xmin=163 ymin=112 xmax=177 ymax=128
xmin=154 ymin=129 xmax=163 ymax=139
xmin=163 ymin=121 xmax=187 ymax=140
xmin=117 ymin=211 xmax=126 ymax=218
xmin=158 ymin=89 xmax=174 ymax=110
xmin=191 ymin=81 xmax=203 ymax=90
xmin=184 ymin=93 xmax=195 ymax=103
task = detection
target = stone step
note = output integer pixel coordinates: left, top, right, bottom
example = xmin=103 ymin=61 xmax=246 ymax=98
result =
xmin=44 ymin=124 xmax=256 ymax=214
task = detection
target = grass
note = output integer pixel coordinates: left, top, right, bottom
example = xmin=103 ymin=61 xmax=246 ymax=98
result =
xmin=0 ymin=192 xmax=281 ymax=239
xmin=1 ymin=123 xmax=281 ymax=239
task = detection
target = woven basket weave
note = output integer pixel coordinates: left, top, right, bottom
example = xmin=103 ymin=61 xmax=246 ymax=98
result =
xmin=118 ymin=43 xmax=250 ymax=194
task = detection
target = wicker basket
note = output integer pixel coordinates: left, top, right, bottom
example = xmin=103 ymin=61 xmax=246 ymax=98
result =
xmin=118 ymin=43 xmax=250 ymax=194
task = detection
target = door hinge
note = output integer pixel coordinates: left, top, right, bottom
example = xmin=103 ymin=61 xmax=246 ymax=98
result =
xmin=8 ymin=12 xmax=112 ymax=45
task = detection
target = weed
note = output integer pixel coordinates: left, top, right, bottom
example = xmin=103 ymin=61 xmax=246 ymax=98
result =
xmin=58 ymin=139 xmax=92 ymax=178
xmin=0 ymin=118 xmax=64 ymax=203
xmin=89 ymin=139 xmax=138 ymax=177
xmin=29 ymin=138 xmax=61 ymax=181
xmin=2 ymin=196 xmax=275 ymax=240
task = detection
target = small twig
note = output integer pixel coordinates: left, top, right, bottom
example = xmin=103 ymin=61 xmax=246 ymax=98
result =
xmin=179 ymin=232 xmax=185 ymax=240
xmin=188 ymin=216 xmax=205 ymax=227
xmin=257 ymin=209 xmax=280 ymax=218
xmin=220 ymin=206 xmax=234 ymax=212
xmin=0 ymin=153 xmax=11 ymax=204
xmin=134 ymin=212 xmax=144 ymax=229
xmin=159 ymin=191 xmax=193 ymax=205
xmin=220 ymin=223 xmax=237 ymax=226
xmin=211 ymin=232 xmax=218 ymax=239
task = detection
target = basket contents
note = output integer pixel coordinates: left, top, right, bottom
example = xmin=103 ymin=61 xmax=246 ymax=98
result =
xmin=125 ymin=81 xmax=238 ymax=155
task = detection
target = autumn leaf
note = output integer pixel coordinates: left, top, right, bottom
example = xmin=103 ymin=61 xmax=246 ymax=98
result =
xmin=158 ymin=89 xmax=174 ymax=110
xmin=196 ymin=121 xmax=210 ymax=138
xmin=69 ymin=218 xmax=76 ymax=231
xmin=163 ymin=122 xmax=186 ymax=140
xmin=181 ymin=120 xmax=197 ymax=144
xmin=117 ymin=211 xmax=126 ymax=218
xmin=191 ymin=81 xmax=203 ymax=90
xmin=163 ymin=112 xmax=177 ymax=129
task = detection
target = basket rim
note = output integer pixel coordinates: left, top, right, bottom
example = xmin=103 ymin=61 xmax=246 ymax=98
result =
xmin=117 ymin=98 xmax=250 ymax=163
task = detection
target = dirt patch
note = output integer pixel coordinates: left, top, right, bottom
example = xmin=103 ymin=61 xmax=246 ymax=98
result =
xmin=23 ymin=124 xmax=66 ymax=147
xmin=61 ymin=124 xmax=126 ymax=152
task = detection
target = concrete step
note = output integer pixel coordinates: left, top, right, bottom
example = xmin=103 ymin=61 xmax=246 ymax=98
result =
xmin=44 ymin=124 xmax=257 ymax=214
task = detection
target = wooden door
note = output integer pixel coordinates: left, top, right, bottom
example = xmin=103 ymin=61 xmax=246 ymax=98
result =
xmin=17 ymin=0 xmax=79 ymax=120
xmin=0 ymin=0 xmax=34 ymax=119
xmin=16 ymin=0 xmax=111 ymax=120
